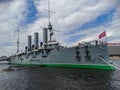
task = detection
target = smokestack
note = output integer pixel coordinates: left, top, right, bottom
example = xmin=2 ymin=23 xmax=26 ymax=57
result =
xmin=43 ymin=28 xmax=48 ymax=43
xmin=28 ymin=35 xmax=32 ymax=51
xmin=34 ymin=32 xmax=39 ymax=49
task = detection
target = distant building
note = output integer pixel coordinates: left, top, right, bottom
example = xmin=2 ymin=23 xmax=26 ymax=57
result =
xmin=107 ymin=43 xmax=120 ymax=56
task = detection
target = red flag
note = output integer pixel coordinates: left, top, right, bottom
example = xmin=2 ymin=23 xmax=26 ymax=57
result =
xmin=98 ymin=31 xmax=106 ymax=39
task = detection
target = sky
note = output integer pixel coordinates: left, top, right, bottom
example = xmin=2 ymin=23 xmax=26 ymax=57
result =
xmin=0 ymin=0 xmax=120 ymax=56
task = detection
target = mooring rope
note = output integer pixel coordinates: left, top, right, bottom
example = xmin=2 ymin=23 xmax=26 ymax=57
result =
xmin=112 ymin=63 xmax=120 ymax=71
xmin=98 ymin=56 xmax=120 ymax=71
xmin=112 ymin=63 xmax=120 ymax=68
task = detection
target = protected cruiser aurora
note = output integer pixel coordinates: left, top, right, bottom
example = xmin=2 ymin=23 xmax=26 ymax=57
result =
xmin=8 ymin=22 xmax=115 ymax=71
xmin=8 ymin=3 xmax=115 ymax=71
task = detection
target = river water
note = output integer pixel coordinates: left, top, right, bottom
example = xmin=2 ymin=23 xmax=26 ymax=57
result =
xmin=0 ymin=60 xmax=120 ymax=90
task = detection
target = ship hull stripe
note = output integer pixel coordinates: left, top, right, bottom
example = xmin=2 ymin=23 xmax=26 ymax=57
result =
xmin=10 ymin=63 xmax=115 ymax=71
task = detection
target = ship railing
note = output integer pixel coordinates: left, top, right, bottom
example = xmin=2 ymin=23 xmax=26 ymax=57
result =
xmin=78 ymin=40 xmax=107 ymax=47
xmin=47 ymin=41 xmax=59 ymax=45
xmin=17 ymin=52 xmax=25 ymax=55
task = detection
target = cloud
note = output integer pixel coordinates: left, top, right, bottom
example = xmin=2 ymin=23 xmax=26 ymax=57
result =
xmin=0 ymin=0 xmax=28 ymax=55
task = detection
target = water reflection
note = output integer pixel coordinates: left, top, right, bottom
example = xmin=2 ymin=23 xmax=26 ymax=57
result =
xmin=24 ymin=67 xmax=114 ymax=90
xmin=0 ymin=63 xmax=119 ymax=90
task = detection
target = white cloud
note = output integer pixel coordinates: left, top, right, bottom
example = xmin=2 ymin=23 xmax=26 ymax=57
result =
xmin=33 ymin=0 xmax=119 ymax=41
xmin=0 ymin=0 xmax=28 ymax=56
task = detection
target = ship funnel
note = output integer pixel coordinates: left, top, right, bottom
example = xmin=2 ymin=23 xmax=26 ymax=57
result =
xmin=34 ymin=32 xmax=39 ymax=49
xmin=28 ymin=35 xmax=32 ymax=51
xmin=43 ymin=28 xmax=48 ymax=43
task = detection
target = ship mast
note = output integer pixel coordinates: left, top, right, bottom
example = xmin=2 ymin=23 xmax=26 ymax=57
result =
xmin=17 ymin=25 xmax=20 ymax=53
xmin=48 ymin=0 xmax=50 ymax=25
xmin=48 ymin=0 xmax=53 ymax=42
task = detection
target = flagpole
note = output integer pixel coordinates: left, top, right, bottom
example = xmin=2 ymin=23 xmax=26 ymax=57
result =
xmin=105 ymin=30 xmax=107 ymax=44
xmin=98 ymin=32 xmax=101 ymax=44
xmin=99 ymin=37 xmax=100 ymax=44
xmin=105 ymin=23 xmax=108 ymax=44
